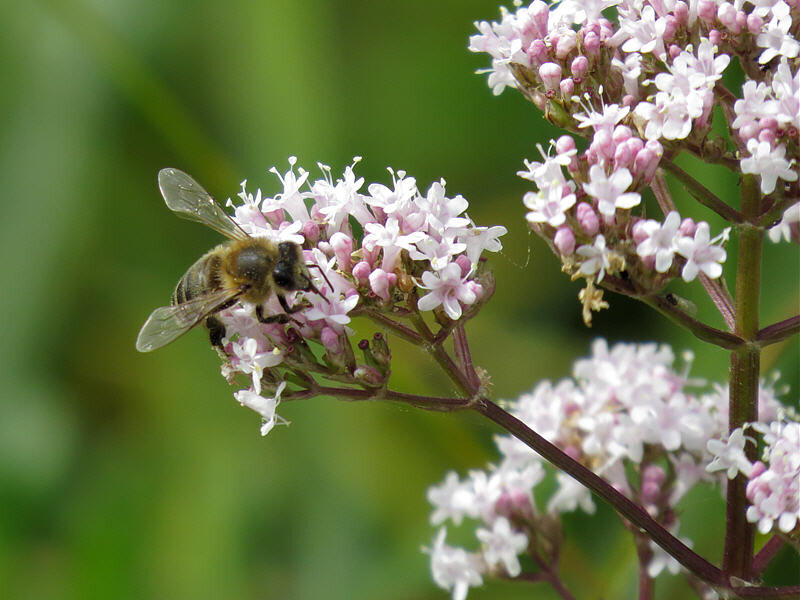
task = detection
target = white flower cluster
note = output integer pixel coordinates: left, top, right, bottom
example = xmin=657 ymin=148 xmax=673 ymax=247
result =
xmin=426 ymin=340 xmax=788 ymax=598
xmin=709 ymin=418 xmax=800 ymax=535
xmin=470 ymin=0 xmax=799 ymax=296
xmin=217 ymin=158 xmax=506 ymax=434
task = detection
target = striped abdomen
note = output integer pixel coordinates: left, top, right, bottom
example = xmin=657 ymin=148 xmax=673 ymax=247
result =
xmin=171 ymin=247 xmax=225 ymax=305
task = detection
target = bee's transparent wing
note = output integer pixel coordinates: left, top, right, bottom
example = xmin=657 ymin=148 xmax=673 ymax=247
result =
xmin=136 ymin=287 xmax=241 ymax=352
xmin=158 ymin=168 xmax=249 ymax=241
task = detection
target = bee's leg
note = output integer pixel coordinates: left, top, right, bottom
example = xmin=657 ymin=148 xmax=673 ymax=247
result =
xmin=277 ymin=293 xmax=306 ymax=315
xmin=256 ymin=304 xmax=290 ymax=324
xmin=206 ymin=316 xmax=227 ymax=348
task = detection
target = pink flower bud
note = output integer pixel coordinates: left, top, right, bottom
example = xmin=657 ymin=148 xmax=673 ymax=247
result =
xmin=301 ymin=220 xmax=320 ymax=244
xmin=554 ymin=226 xmax=576 ymax=255
xmin=614 ymin=143 xmax=634 ymax=169
xmin=643 ymin=465 xmax=666 ymax=485
xmin=669 ymin=44 xmax=682 ymax=59
xmin=556 ymin=135 xmax=576 ymax=155
xmin=735 ymin=10 xmax=747 ymax=32
xmin=369 ymin=268 xmax=393 ymax=301
xmin=527 ymin=39 xmax=549 ymax=65
xmin=531 ymin=0 xmax=550 ymax=37
xmin=539 ymin=62 xmax=562 ymax=90
xmin=663 ymin=16 xmax=678 ymax=41
xmin=563 ymin=445 xmax=581 ymax=460
xmin=697 ymin=0 xmax=716 ymax=22
xmin=352 ymin=261 xmax=371 ymax=286
xmin=641 ymin=254 xmax=656 ymax=269
xmin=591 ymin=128 xmax=615 ymax=161
xmin=631 ymin=220 xmax=649 ymax=244
xmin=758 ymin=129 xmax=776 ymax=144
xmin=320 ymin=327 xmax=341 ymax=353
xmin=673 ymin=1 xmax=689 ymax=23
xmin=571 ymin=55 xmax=589 ymax=78
xmin=576 ymin=202 xmax=599 ymax=235
xmin=738 ymin=123 xmax=758 ymax=141
xmin=455 ymin=254 xmax=472 ymax=277
xmin=560 ymin=78 xmax=575 ymax=96
xmin=583 ymin=31 xmax=601 ymax=55
xmin=717 ymin=3 xmax=737 ymax=29
xmin=760 ymin=116 xmax=778 ymax=131
xmin=466 ymin=281 xmax=483 ymax=301
xmin=641 ymin=481 xmax=662 ymax=504
xmin=263 ymin=209 xmax=285 ymax=228
xmin=708 ymin=29 xmax=722 ymax=45
xmin=747 ymin=14 xmax=763 ymax=33
xmin=612 ymin=125 xmax=632 ymax=144
xmin=599 ymin=19 xmax=615 ymax=39
xmin=623 ymin=136 xmax=644 ymax=161
xmin=329 ymin=232 xmax=353 ymax=273
xmin=748 ymin=461 xmax=767 ymax=479
xmin=622 ymin=94 xmax=636 ymax=107
xmin=556 ymin=30 xmax=577 ymax=58
xmin=679 ymin=217 xmax=696 ymax=237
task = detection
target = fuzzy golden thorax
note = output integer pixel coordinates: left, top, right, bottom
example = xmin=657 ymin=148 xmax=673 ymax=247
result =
xmin=218 ymin=238 xmax=279 ymax=304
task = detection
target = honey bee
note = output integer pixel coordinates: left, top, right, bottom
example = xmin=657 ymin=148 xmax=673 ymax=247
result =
xmin=136 ymin=168 xmax=321 ymax=353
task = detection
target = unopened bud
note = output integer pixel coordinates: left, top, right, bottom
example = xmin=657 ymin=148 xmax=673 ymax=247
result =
xmin=571 ymin=55 xmax=589 ymax=78
xmin=560 ymin=78 xmax=575 ymax=96
xmin=371 ymin=332 xmax=391 ymax=369
xmin=679 ymin=217 xmax=696 ymax=237
xmin=555 ymin=30 xmax=577 ymax=58
xmin=673 ymin=1 xmax=689 ymax=23
xmin=555 ymin=135 xmax=576 ymax=155
xmin=708 ymin=28 xmax=722 ymax=45
xmin=527 ymin=39 xmax=549 ymax=65
xmin=369 ymin=268 xmax=394 ymax=301
xmin=747 ymin=14 xmax=763 ymax=33
xmin=583 ymin=30 xmax=601 ymax=55
xmin=697 ymin=0 xmax=716 ymax=22
xmin=539 ymin=62 xmax=562 ymax=90
xmin=554 ymin=225 xmax=576 ymax=255
xmin=301 ymin=220 xmax=320 ymax=244
xmin=643 ymin=464 xmax=666 ymax=485
xmin=330 ymin=232 xmax=354 ymax=273
xmin=576 ymin=202 xmax=600 ymax=235
xmin=321 ymin=327 xmax=342 ymax=354
xmin=352 ymin=261 xmax=371 ymax=286
xmin=455 ymin=254 xmax=472 ymax=277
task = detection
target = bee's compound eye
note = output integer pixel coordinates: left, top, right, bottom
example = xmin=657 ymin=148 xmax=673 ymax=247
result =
xmin=273 ymin=264 xmax=293 ymax=289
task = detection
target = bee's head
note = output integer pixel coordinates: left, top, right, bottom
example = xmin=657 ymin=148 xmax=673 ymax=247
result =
xmin=273 ymin=242 xmax=305 ymax=291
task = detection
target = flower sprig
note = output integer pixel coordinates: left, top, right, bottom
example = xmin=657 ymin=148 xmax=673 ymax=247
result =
xmin=214 ymin=157 xmax=507 ymax=432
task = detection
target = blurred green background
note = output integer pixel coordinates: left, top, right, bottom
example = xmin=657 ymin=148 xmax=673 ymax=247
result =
xmin=0 ymin=1 xmax=796 ymax=599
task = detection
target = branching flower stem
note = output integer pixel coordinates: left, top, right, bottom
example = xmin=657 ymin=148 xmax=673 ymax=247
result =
xmin=600 ymin=275 xmax=745 ymax=349
xmin=724 ymin=175 xmax=763 ymax=579
xmin=660 ymin=158 xmax=744 ymax=223
xmin=757 ymin=315 xmax=800 ymax=347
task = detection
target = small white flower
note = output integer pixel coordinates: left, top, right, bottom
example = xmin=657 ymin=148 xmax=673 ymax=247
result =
xmin=740 ymin=139 xmax=798 ymax=194
xmin=706 ymin=428 xmax=754 ymax=479
xmin=476 ymin=517 xmax=528 ymax=577
xmin=417 ymin=263 xmax=478 ymax=320
xmin=635 ymin=211 xmax=682 ymax=272
xmin=675 ymin=222 xmax=728 ymax=282
xmin=427 ymin=528 xmax=484 ymax=600
xmin=767 ymin=202 xmax=800 ymax=243
xmin=234 ymin=381 xmax=287 ymax=436
xmin=576 ymin=234 xmax=612 ymax=281
xmin=547 ymin=472 xmax=595 ymax=514
xmin=524 ymin=184 xmax=577 ymax=227
xmin=582 ymin=165 xmax=641 ymax=216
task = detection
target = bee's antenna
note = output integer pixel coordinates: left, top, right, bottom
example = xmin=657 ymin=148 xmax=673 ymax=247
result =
xmin=306 ymin=264 xmax=333 ymax=303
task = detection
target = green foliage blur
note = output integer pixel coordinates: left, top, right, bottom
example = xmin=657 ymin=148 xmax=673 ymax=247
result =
xmin=0 ymin=1 xmax=796 ymax=599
